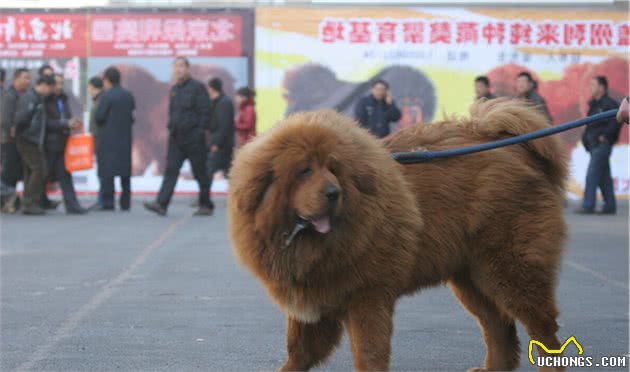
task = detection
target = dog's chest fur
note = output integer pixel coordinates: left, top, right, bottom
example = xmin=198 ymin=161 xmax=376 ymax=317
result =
xmin=279 ymin=292 xmax=321 ymax=323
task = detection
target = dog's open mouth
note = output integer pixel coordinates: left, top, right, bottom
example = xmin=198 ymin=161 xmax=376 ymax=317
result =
xmin=303 ymin=215 xmax=331 ymax=234
xmin=284 ymin=214 xmax=333 ymax=247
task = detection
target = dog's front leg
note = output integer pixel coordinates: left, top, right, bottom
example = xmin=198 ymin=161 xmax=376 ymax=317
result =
xmin=279 ymin=316 xmax=343 ymax=371
xmin=344 ymin=292 xmax=395 ymax=372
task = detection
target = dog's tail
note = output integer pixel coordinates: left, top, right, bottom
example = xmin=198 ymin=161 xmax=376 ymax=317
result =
xmin=469 ymin=98 xmax=568 ymax=187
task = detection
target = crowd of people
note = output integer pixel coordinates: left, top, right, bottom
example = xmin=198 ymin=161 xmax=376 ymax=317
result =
xmin=355 ymin=71 xmax=628 ymax=215
xmin=0 ymin=56 xmax=257 ymax=216
xmin=0 ymin=58 xmax=627 ymax=217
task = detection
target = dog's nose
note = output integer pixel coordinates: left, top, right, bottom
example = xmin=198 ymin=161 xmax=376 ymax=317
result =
xmin=324 ymin=184 xmax=339 ymax=202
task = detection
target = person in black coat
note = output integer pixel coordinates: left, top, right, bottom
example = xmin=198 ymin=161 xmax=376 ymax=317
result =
xmin=144 ymin=57 xmax=213 ymax=217
xmin=576 ymin=76 xmax=620 ymax=215
xmin=354 ymin=79 xmax=402 ymax=138
xmin=516 ymin=72 xmax=553 ymax=123
xmin=0 ymin=68 xmax=30 ymax=213
xmin=206 ymin=77 xmax=235 ymax=193
xmin=44 ymin=74 xmax=87 ymax=214
xmin=95 ymin=67 xmax=135 ymax=211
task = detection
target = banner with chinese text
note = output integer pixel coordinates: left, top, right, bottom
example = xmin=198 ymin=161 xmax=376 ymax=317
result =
xmin=0 ymin=9 xmax=254 ymax=195
xmin=255 ymin=7 xmax=629 ymax=199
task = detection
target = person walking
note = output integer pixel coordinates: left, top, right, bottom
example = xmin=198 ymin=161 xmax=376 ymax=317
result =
xmin=206 ymin=78 xmax=235 ymax=193
xmin=14 ymin=75 xmax=80 ymax=215
xmin=234 ymin=86 xmax=256 ymax=147
xmin=144 ymin=57 xmax=213 ymax=216
xmin=94 ymin=67 xmax=135 ymax=211
xmin=354 ymin=79 xmax=402 ymax=138
xmin=576 ymin=76 xmax=620 ymax=215
xmin=0 ymin=68 xmax=30 ymax=213
xmin=43 ymin=73 xmax=87 ymax=214
xmin=515 ymin=71 xmax=552 ymax=123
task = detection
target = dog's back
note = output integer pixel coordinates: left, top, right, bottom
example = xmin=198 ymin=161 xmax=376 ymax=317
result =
xmin=386 ymin=98 xmax=568 ymax=291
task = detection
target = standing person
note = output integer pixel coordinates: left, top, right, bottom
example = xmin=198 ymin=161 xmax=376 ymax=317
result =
xmin=206 ymin=78 xmax=235 ymax=193
xmin=0 ymin=68 xmax=31 ymax=213
xmin=143 ymin=57 xmax=213 ymax=216
xmin=14 ymin=75 xmax=71 ymax=215
xmin=88 ymin=77 xmax=104 ymax=137
xmin=87 ymin=76 xmax=104 ymax=210
xmin=234 ymin=87 xmax=256 ymax=147
xmin=576 ymin=76 xmax=620 ymax=215
xmin=474 ymin=76 xmax=496 ymax=100
xmin=515 ymin=71 xmax=552 ymax=123
xmin=94 ymin=67 xmax=135 ymax=211
xmin=354 ymin=79 xmax=402 ymax=138
xmin=43 ymin=73 xmax=87 ymax=214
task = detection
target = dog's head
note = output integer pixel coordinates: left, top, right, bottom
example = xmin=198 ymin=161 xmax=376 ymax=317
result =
xmin=228 ymin=111 xmax=381 ymax=247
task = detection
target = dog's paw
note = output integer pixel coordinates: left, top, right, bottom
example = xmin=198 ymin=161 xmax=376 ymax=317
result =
xmin=467 ymin=368 xmax=488 ymax=372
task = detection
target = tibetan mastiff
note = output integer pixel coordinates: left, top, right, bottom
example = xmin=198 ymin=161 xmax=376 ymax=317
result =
xmin=228 ymin=98 xmax=567 ymax=371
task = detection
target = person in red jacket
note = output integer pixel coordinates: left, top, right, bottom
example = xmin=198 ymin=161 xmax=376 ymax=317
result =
xmin=234 ymin=87 xmax=256 ymax=147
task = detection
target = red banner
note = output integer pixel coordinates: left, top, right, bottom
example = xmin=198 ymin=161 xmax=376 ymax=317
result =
xmin=0 ymin=14 xmax=87 ymax=57
xmin=89 ymin=14 xmax=242 ymax=57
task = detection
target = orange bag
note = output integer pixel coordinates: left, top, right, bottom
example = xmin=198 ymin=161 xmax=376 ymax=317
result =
xmin=65 ymin=133 xmax=94 ymax=172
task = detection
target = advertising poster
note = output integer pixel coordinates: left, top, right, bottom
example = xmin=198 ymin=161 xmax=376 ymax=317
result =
xmin=256 ymin=7 xmax=629 ymax=199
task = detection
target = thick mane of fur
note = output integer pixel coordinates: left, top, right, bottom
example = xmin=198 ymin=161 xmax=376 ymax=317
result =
xmin=228 ymin=101 xmax=568 ymax=372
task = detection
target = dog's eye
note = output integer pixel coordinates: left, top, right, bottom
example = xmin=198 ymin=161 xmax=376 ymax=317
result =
xmin=300 ymin=166 xmax=312 ymax=177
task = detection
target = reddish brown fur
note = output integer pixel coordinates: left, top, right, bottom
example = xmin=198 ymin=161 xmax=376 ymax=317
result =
xmin=228 ymin=98 xmax=568 ymax=371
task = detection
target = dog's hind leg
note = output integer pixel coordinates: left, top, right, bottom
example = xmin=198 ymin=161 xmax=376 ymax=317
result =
xmin=449 ymin=271 xmax=520 ymax=371
xmin=279 ymin=316 xmax=343 ymax=371
xmin=475 ymin=252 xmax=564 ymax=372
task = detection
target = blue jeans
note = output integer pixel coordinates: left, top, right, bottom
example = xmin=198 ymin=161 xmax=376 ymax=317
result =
xmin=582 ymin=142 xmax=615 ymax=212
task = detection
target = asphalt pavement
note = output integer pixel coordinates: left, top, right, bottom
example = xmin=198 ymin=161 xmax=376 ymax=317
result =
xmin=1 ymin=196 xmax=628 ymax=371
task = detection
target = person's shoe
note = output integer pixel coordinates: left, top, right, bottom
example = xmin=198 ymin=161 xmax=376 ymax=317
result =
xmin=66 ymin=206 xmax=88 ymax=215
xmin=1 ymin=195 xmax=19 ymax=214
xmin=597 ymin=208 xmax=616 ymax=215
xmin=88 ymin=202 xmax=102 ymax=211
xmin=144 ymin=201 xmax=166 ymax=216
xmin=574 ymin=208 xmax=595 ymax=215
xmin=193 ymin=206 xmax=214 ymax=216
xmin=43 ymin=199 xmax=61 ymax=210
xmin=22 ymin=205 xmax=46 ymax=215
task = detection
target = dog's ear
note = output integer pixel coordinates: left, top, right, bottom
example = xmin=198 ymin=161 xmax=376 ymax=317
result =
xmin=235 ymin=169 xmax=274 ymax=213
xmin=352 ymin=170 xmax=378 ymax=195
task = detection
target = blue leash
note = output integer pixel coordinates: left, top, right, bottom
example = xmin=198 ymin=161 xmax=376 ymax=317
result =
xmin=392 ymin=109 xmax=619 ymax=164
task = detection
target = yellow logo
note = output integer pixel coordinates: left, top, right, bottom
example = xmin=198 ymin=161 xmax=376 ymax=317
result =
xmin=528 ymin=336 xmax=584 ymax=365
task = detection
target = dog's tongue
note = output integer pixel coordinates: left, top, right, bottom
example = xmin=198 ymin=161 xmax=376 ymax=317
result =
xmin=311 ymin=217 xmax=331 ymax=234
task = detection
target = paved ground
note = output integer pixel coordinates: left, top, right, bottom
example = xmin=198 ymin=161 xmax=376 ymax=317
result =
xmin=0 ymin=196 xmax=628 ymax=372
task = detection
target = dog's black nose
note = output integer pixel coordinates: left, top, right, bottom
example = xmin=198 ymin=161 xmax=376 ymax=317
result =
xmin=325 ymin=184 xmax=339 ymax=202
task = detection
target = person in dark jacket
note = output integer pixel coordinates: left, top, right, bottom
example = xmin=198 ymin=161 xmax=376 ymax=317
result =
xmin=14 ymin=75 xmax=78 ymax=215
xmin=44 ymin=74 xmax=87 ymax=214
xmin=95 ymin=67 xmax=135 ymax=211
xmin=474 ymin=76 xmax=496 ymax=100
xmin=206 ymin=78 xmax=235 ymax=192
xmin=87 ymin=76 xmax=104 ymax=210
xmin=354 ymin=79 xmax=402 ymax=138
xmin=576 ymin=76 xmax=620 ymax=215
xmin=516 ymin=72 xmax=552 ymax=123
xmin=144 ymin=57 xmax=213 ymax=217
xmin=234 ymin=86 xmax=256 ymax=147
xmin=0 ymin=68 xmax=30 ymax=213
